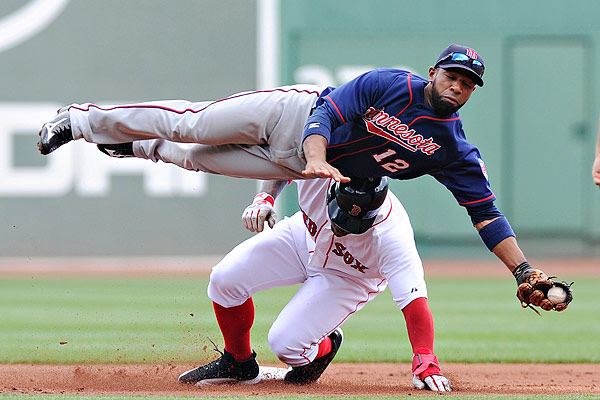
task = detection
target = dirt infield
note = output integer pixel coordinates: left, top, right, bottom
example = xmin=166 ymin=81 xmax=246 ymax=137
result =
xmin=2 ymin=363 xmax=600 ymax=396
xmin=1 ymin=257 xmax=598 ymax=396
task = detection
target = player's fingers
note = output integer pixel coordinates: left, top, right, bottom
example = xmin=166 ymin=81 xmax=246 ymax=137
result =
xmin=300 ymin=163 xmax=324 ymax=178
xmin=529 ymin=290 xmax=545 ymax=306
xmin=246 ymin=210 xmax=257 ymax=232
xmin=255 ymin=211 xmax=265 ymax=232
xmin=300 ymin=171 xmax=320 ymax=179
xmin=432 ymin=376 xmax=451 ymax=392
xmin=555 ymin=303 xmax=568 ymax=312
xmin=440 ymin=376 xmax=452 ymax=391
xmin=241 ymin=210 xmax=254 ymax=232
xmin=412 ymin=375 xmax=425 ymax=390
xmin=333 ymin=174 xmax=351 ymax=183
xmin=325 ymin=166 xmax=350 ymax=183
xmin=423 ymin=376 xmax=439 ymax=391
xmin=425 ymin=375 xmax=451 ymax=392
xmin=539 ymin=299 xmax=554 ymax=311
xmin=267 ymin=214 xmax=276 ymax=228
xmin=592 ymin=168 xmax=600 ymax=186
xmin=302 ymin=168 xmax=332 ymax=179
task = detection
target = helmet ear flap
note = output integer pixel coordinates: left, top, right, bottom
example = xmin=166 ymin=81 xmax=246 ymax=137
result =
xmin=327 ymin=181 xmax=338 ymax=205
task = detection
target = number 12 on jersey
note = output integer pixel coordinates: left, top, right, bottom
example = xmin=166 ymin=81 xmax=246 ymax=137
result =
xmin=372 ymin=149 xmax=409 ymax=172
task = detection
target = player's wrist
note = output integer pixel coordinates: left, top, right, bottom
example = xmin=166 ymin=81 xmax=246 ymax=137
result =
xmin=512 ymin=261 xmax=533 ymax=285
xmin=412 ymin=349 xmax=440 ymax=378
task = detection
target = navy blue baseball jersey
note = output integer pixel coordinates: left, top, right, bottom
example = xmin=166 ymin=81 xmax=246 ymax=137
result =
xmin=303 ymin=68 xmax=495 ymax=210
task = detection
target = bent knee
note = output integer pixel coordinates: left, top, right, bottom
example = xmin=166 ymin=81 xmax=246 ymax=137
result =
xmin=268 ymin=324 xmax=313 ymax=367
xmin=207 ymin=268 xmax=251 ymax=307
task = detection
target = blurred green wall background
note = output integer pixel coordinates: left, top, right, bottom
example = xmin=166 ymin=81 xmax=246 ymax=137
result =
xmin=279 ymin=0 xmax=600 ymax=258
xmin=0 ymin=0 xmax=259 ymax=257
xmin=0 ymin=0 xmax=598 ymax=259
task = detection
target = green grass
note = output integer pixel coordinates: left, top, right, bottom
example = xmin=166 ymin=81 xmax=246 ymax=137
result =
xmin=0 ymin=276 xmax=598 ymax=364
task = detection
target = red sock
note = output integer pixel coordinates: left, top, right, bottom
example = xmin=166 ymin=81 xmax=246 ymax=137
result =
xmin=315 ymin=336 xmax=332 ymax=359
xmin=402 ymin=297 xmax=439 ymax=379
xmin=213 ymin=298 xmax=254 ymax=361
xmin=402 ymin=297 xmax=434 ymax=352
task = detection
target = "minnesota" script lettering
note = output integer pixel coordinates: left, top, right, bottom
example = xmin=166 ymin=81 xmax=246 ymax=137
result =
xmin=363 ymin=107 xmax=440 ymax=155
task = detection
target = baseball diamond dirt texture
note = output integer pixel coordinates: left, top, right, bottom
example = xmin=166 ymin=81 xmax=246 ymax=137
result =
xmin=1 ymin=362 xmax=600 ymax=396
xmin=1 ymin=257 xmax=599 ymax=396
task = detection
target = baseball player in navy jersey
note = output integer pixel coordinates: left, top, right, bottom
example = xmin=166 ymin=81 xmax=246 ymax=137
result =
xmin=176 ymin=176 xmax=451 ymax=391
xmin=38 ymin=44 xmax=570 ymax=313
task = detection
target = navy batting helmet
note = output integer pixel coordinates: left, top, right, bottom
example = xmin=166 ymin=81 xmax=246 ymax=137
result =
xmin=327 ymin=177 xmax=389 ymax=234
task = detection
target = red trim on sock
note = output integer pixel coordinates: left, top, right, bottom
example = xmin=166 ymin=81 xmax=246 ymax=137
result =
xmin=412 ymin=350 xmax=441 ymax=380
xmin=315 ymin=336 xmax=332 ymax=359
xmin=213 ymin=298 xmax=254 ymax=361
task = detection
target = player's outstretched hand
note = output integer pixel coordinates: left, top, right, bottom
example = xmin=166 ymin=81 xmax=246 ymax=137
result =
xmin=302 ymin=160 xmax=350 ymax=182
xmin=593 ymin=155 xmax=600 ymax=187
xmin=241 ymin=192 xmax=277 ymax=232
xmin=413 ymin=374 xmax=452 ymax=392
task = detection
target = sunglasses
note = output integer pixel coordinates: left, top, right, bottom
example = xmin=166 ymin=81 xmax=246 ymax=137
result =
xmin=437 ymin=52 xmax=484 ymax=75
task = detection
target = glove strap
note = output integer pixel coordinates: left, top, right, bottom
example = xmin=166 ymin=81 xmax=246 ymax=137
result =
xmin=253 ymin=192 xmax=274 ymax=206
xmin=412 ymin=349 xmax=440 ymax=377
xmin=512 ymin=261 xmax=533 ymax=285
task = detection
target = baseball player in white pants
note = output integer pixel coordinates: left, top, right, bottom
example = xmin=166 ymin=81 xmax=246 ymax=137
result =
xmin=177 ymin=177 xmax=451 ymax=391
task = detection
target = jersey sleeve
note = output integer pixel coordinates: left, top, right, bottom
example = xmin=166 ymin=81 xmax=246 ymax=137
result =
xmin=302 ymin=69 xmax=385 ymax=143
xmin=430 ymin=148 xmax=496 ymax=209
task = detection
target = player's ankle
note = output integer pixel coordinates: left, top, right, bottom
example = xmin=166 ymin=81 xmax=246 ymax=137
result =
xmin=227 ymin=350 xmax=254 ymax=362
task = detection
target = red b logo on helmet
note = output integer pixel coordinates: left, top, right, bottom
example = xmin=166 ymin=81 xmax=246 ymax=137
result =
xmin=349 ymin=204 xmax=361 ymax=216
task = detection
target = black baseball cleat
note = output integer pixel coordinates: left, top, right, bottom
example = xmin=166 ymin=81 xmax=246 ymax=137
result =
xmin=38 ymin=108 xmax=73 ymax=155
xmin=284 ymin=328 xmax=343 ymax=385
xmin=97 ymin=143 xmax=135 ymax=158
xmin=178 ymin=349 xmax=260 ymax=385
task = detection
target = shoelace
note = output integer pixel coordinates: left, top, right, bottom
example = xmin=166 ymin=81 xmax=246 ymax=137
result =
xmin=207 ymin=337 xmax=224 ymax=358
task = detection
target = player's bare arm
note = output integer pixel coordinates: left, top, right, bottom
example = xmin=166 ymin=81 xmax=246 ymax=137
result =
xmin=593 ymin=115 xmax=600 ymax=187
xmin=301 ymin=134 xmax=350 ymax=182
xmin=260 ymin=179 xmax=290 ymax=199
xmin=474 ymin=217 xmax=573 ymax=313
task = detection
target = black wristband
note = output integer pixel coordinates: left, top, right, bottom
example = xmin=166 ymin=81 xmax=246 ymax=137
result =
xmin=512 ymin=261 xmax=533 ymax=285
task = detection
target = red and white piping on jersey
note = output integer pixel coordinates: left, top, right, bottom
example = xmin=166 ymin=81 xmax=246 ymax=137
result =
xmin=320 ymin=235 xmax=336 ymax=268
xmin=394 ymin=72 xmax=415 ymax=116
xmin=371 ymin=197 xmax=393 ymax=228
xmin=314 ymin=220 xmax=328 ymax=241
xmin=66 ymin=87 xmax=324 ymax=115
xmin=324 ymin=95 xmax=345 ymax=124
xmin=458 ymin=193 xmax=495 ymax=206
